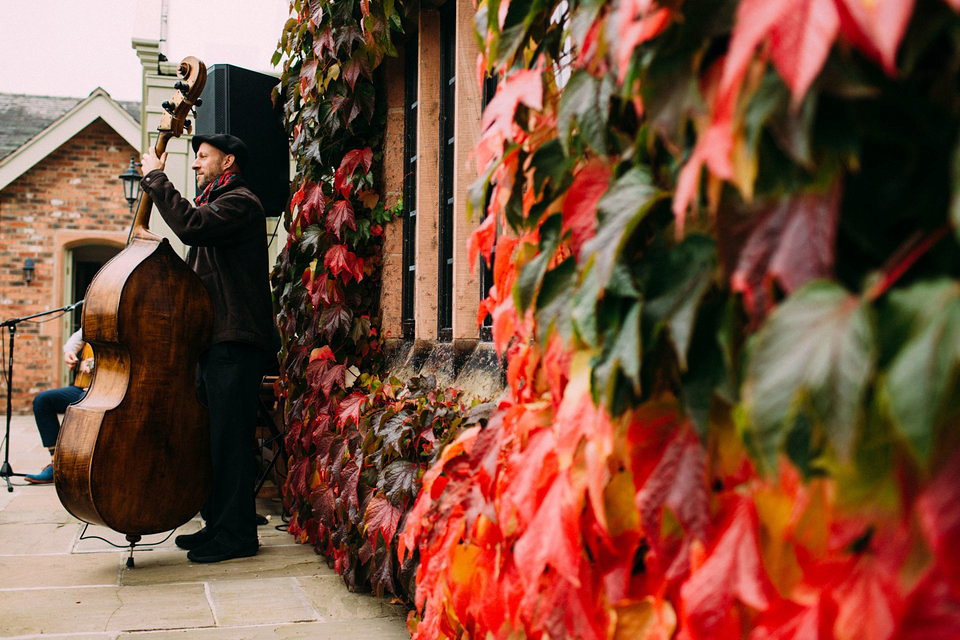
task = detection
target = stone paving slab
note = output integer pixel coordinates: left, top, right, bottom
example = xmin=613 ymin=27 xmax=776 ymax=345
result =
xmin=207 ymin=576 xmax=318 ymax=626
xmin=118 ymin=544 xmax=334 ymax=585
xmin=1 ymin=583 xmax=214 ymax=636
xmin=0 ymin=414 xmax=411 ymax=639
xmin=119 ymin=618 xmax=411 ymax=639
xmin=298 ymin=575 xmax=409 ymax=620
xmin=0 ymin=552 xmax=122 ymax=588
xmin=0 ymin=520 xmax=79 ymax=554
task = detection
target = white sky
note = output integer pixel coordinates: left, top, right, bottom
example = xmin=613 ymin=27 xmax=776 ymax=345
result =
xmin=0 ymin=0 xmax=291 ymax=102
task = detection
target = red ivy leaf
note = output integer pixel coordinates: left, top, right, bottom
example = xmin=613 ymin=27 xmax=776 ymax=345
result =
xmin=310 ymin=485 xmax=337 ymax=528
xmin=673 ymin=63 xmax=734 ymax=226
xmin=311 ymin=414 xmax=334 ymax=452
xmin=916 ymin=451 xmax=960 ymax=591
xmin=513 ymin=470 xmax=583 ymax=589
xmin=380 ymin=459 xmax=421 ymax=504
xmin=365 ymin=495 xmax=402 ymax=547
xmin=309 ymin=345 xmax=336 ymax=362
xmin=729 ymin=187 xmax=840 ymax=319
xmin=480 ymin=68 xmax=544 ymax=139
xmin=679 ymin=500 xmax=774 ymax=637
xmin=534 ymin=563 xmax=610 ymax=640
xmin=769 ymin=0 xmax=840 ymax=108
xmin=314 ymin=429 xmax=336 ymax=468
xmin=320 ymin=363 xmax=346 ymax=396
xmin=335 ymin=148 xmax=374 ymax=197
xmin=751 ymin=596 xmax=838 ymax=640
xmin=897 ymin=569 xmax=960 ymax=639
xmin=312 ymin=27 xmax=335 ymax=57
xmin=291 ymin=180 xmax=325 ymax=226
xmin=674 ymin=0 xmax=842 ymax=221
xmin=830 ymin=552 xmax=904 ymax=640
xmin=327 ymin=199 xmax=356 ymax=239
xmin=324 ymin=244 xmax=364 ymax=283
xmin=468 ymin=212 xmax=497 ymax=272
xmin=616 ymin=3 xmax=672 ymax=84
xmin=342 ymin=54 xmax=372 ymax=90
xmin=319 ymin=304 xmax=353 ymax=341
xmin=499 ymin=427 xmax=558 ymax=527
xmin=306 ymin=357 xmax=334 ymax=393
xmin=636 ymin=429 xmax=709 ymax=581
xmin=299 ymin=58 xmax=318 ymax=96
xmin=310 ymin=271 xmax=345 ymax=307
xmin=323 ymin=244 xmax=353 ymax=276
xmin=288 ymin=457 xmax=310 ymax=498
xmin=834 ymin=0 xmax=916 ymax=74
xmin=725 ymin=0 xmax=839 ymax=110
xmin=562 ymin=160 xmax=610 ymax=256
xmin=340 ymin=458 xmax=360 ymax=510
xmin=338 ymin=392 xmax=368 ymax=428
xmin=370 ymin=544 xmax=397 ymax=597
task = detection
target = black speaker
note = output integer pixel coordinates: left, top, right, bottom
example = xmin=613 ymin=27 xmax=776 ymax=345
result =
xmin=195 ymin=64 xmax=289 ymax=217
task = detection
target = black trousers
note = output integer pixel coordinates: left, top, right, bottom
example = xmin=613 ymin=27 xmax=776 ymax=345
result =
xmin=197 ymin=341 xmax=265 ymax=545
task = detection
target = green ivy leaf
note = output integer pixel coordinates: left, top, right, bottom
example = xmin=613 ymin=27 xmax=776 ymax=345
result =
xmin=592 ymin=299 xmax=642 ymax=411
xmin=530 ymin=139 xmax=571 ymax=200
xmin=642 ymin=234 xmax=717 ymax=370
xmin=514 ymin=214 xmax=562 ymax=313
xmin=743 ymin=281 xmax=875 ymax=469
xmin=881 ymin=279 xmax=960 ymax=463
xmin=581 ymin=167 xmax=663 ymax=287
xmin=536 ymin=256 xmax=576 ymax=340
xmin=557 ymin=69 xmax=611 ymax=154
xmin=680 ymin=296 xmax=735 ymax=438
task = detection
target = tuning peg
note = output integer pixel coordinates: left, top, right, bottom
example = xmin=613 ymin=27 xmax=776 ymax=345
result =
xmin=174 ymin=81 xmax=189 ymax=93
xmin=195 ymin=98 xmax=203 ymax=108
xmin=184 ymin=120 xmax=193 ymax=133
xmin=161 ymin=100 xmax=175 ymax=114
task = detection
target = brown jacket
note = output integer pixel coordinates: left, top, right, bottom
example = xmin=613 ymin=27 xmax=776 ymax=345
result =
xmin=141 ymin=169 xmax=274 ymax=352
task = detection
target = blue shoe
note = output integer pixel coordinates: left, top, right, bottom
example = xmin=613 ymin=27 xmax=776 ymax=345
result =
xmin=25 ymin=463 xmax=53 ymax=484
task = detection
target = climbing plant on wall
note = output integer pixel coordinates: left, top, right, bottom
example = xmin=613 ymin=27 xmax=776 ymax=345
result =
xmin=273 ymin=0 xmax=960 ymax=637
xmin=271 ymin=0 xmax=409 ymax=591
xmin=400 ymin=0 xmax=960 ymax=638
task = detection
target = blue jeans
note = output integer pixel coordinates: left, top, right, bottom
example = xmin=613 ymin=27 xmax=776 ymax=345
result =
xmin=33 ymin=386 xmax=85 ymax=448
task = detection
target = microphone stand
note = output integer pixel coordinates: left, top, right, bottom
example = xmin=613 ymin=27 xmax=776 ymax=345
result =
xmin=0 ymin=300 xmax=83 ymax=492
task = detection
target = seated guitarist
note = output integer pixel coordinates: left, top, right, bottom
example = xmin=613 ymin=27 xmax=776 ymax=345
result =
xmin=24 ymin=329 xmax=93 ymax=484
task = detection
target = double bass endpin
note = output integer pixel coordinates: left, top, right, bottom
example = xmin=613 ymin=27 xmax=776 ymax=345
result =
xmin=125 ymin=533 xmax=141 ymax=568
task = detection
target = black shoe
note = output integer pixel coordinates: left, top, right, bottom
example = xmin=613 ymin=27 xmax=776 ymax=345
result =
xmin=186 ymin=535 xmax=259 ymax=563
xmin=175 ymin=527 xmax=216 ymax=551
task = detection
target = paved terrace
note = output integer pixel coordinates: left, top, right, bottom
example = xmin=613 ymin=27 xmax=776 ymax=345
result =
xmin=0 ymin=414 xmax=411 ymax=639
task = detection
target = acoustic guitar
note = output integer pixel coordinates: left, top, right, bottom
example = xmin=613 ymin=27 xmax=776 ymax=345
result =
xmin=72 ymin=342 xmax=94 ymax=389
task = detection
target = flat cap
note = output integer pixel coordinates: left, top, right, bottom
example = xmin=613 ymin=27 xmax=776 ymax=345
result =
xmin=191 ymin=133 xmax=249 ymax=168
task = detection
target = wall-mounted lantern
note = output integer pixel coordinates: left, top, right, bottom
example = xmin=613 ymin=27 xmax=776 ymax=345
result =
xmin=118 ymin=156 xmax=142 ymax=213
xmin=22 ymin=258 xmax=34 ymax=285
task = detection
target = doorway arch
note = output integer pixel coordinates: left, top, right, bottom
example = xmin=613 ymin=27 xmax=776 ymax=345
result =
xmin=55 ymin=233 xmax=127 ymax=386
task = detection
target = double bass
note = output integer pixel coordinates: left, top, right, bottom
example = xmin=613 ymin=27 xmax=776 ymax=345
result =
xmin=55 ymin=57 xmax=214 ymax=564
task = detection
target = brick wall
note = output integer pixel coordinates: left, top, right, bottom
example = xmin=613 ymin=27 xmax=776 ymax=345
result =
xmin=0 ymin=118 xmax=136 ymax=414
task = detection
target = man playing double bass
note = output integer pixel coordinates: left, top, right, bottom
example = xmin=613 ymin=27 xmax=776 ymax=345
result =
xmin=140 ymin=133 xmax=274 ymax=563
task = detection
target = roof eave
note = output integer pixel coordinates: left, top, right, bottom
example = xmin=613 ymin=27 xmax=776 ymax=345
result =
xmin=0 ymin=88 xmax=141 ymax=191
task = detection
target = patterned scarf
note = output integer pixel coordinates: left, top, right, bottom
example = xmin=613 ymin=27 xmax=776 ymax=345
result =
xmin=194 ymin=170 xmax=238 ymax=206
